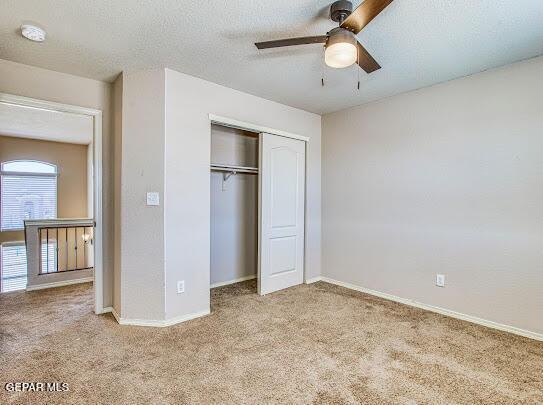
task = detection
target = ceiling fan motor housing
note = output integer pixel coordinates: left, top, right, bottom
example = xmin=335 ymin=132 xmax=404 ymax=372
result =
xmin=330 ymin=0 xmax=353 ymax=23
xmin=324 ymin=27 xmax=358 ymax=68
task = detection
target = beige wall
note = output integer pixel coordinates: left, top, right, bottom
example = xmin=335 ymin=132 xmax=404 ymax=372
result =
xmin=86 ymin=143 xmax=93 ymax=217
xmin=322 ymin=56 xmax=543 ymax=336
xmin=0 ymin=58 xmax=114 ymax=308
xmin=0 ymin=135 xmax=88 ymax=244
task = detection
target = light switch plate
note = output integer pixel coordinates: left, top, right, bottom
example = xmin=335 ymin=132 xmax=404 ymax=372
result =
xmin=146 ymin=192 xmax=160 ymax=206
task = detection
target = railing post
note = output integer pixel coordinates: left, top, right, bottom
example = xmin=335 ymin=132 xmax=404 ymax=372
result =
xmin=74 ymin=227 xmax=77 ymax=271
xmin=56 ymin=228 xmax=59 ymax=273
xmin=65 ymin=227 xmax=68 ymax=271
xmin=46 ymin=228 xmax=49 ymax=274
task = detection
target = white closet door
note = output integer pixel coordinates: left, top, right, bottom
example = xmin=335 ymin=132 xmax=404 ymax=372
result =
xmin=258 ymin=132 xmax=305 ymax=295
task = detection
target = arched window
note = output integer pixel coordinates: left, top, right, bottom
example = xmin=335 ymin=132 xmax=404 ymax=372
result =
xmin=1 ymin=160 xmax=58 ymax=230
xmin=2 ymin=160 xmax=57 ymax=174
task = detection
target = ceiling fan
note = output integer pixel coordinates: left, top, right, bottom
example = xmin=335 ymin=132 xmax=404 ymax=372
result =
xmin=255 ymin=0 xmax=394 ymax=73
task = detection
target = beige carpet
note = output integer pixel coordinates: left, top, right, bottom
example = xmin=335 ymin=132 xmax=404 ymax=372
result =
xmin=1 ymin=280 xmax=542 ymax=404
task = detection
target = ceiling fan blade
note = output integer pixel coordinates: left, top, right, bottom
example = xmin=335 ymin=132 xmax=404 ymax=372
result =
xmin=356 ymin=41 xmax=381 ymax=73
xmin=341 ymin=0 xmax=394 ymax=34
xmin=255 ymin=36 xmax=327 ymax=50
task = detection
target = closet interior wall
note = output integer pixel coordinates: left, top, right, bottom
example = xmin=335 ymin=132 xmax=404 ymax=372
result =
xmin=210 ymin=124 xmax=259 ymax=287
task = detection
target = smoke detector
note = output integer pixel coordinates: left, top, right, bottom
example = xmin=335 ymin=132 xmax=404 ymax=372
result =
xmin=21 ymin=24 xmax=46 ymax=42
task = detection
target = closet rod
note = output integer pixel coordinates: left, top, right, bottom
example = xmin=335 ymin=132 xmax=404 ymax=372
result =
xmin=210 ymin=164 xmax=258 ymax=175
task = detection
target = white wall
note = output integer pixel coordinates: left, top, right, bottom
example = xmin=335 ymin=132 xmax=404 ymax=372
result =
xmin=210 ymin=125 xmax=258 ymax=285
xmin=322 ymin=56 xmax=543 ymax=336
xmin=164 ymin=68 xmax=321 ymax=320
xmin=112 ymin=73 xmax=123 ymax=315
xmin=120 ymin=69 xmax=165 ymax=320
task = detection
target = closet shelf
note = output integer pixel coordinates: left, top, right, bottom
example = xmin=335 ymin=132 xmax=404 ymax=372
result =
xmin=210 ymin=164 xmax=259 ymax=175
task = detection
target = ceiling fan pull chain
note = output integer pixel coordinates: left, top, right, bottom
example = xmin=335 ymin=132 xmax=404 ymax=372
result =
xmin=321 ymin=45 xmax=326 ymax=87
xmin=357 ymin=45 xmax=360 ymax=90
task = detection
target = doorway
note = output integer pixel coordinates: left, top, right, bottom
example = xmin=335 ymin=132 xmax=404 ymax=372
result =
xmin=0 ymin=93 xmax=104 ymax=314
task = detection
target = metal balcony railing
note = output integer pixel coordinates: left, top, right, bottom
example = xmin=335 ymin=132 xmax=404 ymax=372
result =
xmin=38 ymin=225 xmax=94 ymax=274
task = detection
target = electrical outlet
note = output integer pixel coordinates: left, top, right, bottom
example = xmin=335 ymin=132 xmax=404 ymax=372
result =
xmin=177 ymin=280 xmax=185 ymax=294
xmin=436 ymin=274 xmax=445 ymax=287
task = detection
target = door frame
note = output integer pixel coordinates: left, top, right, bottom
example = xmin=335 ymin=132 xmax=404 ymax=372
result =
xmin=208 ymin=114 xmax=309 ymax=289
xmin=0 ymin=93 xmax=104 ymax=314
xmin=209 ymin=114 xmax=310 ymax=143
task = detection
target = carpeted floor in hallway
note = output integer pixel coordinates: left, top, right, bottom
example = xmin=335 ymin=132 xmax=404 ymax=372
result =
xmin=1 ymin=280 xmax=542 ymax=404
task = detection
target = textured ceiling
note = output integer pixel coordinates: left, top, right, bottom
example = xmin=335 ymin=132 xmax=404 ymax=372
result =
xmin=0 ymin=102 xmax=93 ymax=144
xmin=1 ymin=0 xmax=543 ymax=114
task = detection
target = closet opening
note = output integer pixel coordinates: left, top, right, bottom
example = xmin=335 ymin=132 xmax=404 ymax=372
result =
xmin=210 ymin=124 xmax=259 ymax=294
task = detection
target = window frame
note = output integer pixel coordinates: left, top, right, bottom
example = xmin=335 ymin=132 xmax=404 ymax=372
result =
xmin=0 ymin=160 xmax=59 ymax=232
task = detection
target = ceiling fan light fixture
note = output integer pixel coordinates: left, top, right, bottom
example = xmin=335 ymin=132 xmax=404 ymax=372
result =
xmin=325 ymin=28 xmax=357 ymax=68
xmin=325 ymin=42 xmax=357 ymax=68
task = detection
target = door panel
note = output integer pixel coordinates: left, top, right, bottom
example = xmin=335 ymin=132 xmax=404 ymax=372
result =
xmin=271 ymin=148 xmax=298 ymax=228
xmin=269 ymin=236 xmax=297 ymax=275
xmin=258 ymin=133 xmax=305 ymax=295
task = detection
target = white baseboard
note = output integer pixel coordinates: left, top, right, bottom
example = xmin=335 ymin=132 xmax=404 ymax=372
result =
xmin=100 ymin=306 xmax=113 ymax=314
xmin=305 ymin=276 xmax=323 ymax=284
xmin=210 ymin=274 xmax=256 ymax=288
xmin=26 ymin=276 xmax=94 ymax=291
xmin=110 ymin=308 xmax=210 ymax=328
xmin=110 ymin=307 xmax=121 ymax=323
xmin=320 ymin=276 xmax=543 ymax=342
